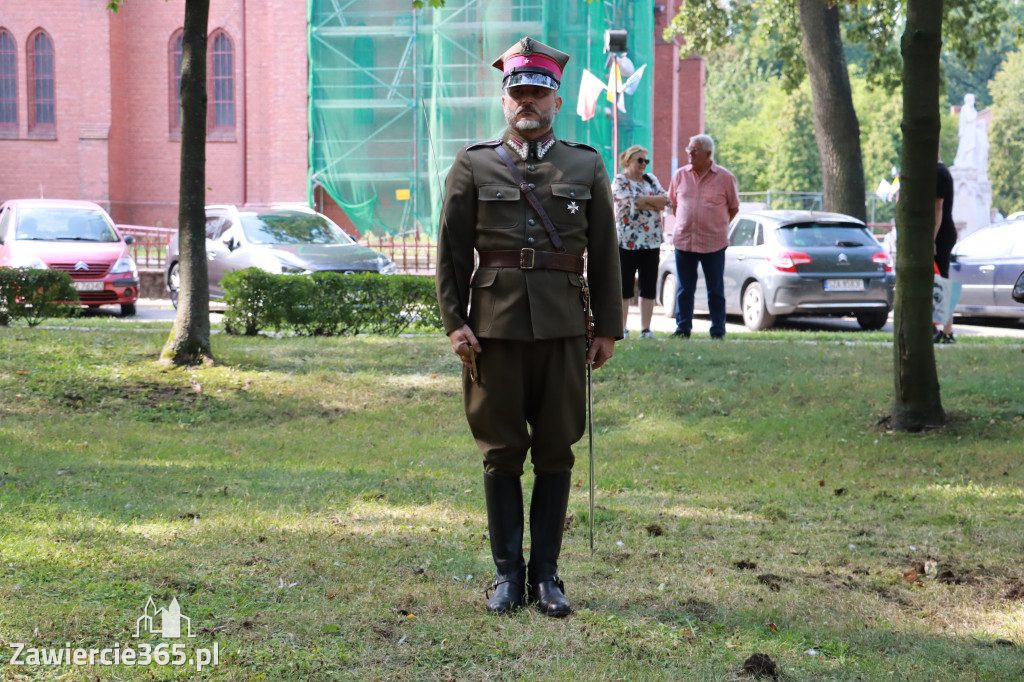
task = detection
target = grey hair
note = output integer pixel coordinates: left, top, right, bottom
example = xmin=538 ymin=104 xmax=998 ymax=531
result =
xmin=689 ymin=134 xmax=715 ymax=157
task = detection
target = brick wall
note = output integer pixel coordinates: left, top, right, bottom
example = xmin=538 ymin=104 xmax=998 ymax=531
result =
xmin=652 ymin=1 xmax=705 ymax=189
xmin=0 ymin=0 xmax=308 ymax=230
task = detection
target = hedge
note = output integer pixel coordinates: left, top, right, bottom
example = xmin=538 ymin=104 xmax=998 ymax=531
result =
xmin=221 ymin=269 xmax=443 ymax=336
xmin=0 ymin=267 xmax=80 ymax=327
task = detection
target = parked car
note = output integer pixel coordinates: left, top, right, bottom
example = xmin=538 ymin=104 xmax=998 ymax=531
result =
xmin=656 ymin=210 xmax=894 ymax=331
xmin=0 ymin=199 xmax=139 ymax=316
xmin=166 ymin=204 xmax=398 ymax=307
xmin=949 ymin=217 xmax=1024 ymax=320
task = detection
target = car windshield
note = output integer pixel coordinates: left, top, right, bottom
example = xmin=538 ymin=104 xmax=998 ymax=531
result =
xmin=239 ymin=211 xmax=356 ymax=245
xmin=16 ymin=207 xmax=120 ymax=242
xmin=775 ymin=223 xmax=872 ymax=248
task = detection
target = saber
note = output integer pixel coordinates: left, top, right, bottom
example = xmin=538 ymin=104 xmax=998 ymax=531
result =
xmin=582 ymin=282 xmax=596 ymax=554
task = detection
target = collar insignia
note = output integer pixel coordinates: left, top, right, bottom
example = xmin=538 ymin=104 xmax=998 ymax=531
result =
xmin=505 ymin=136 xmax=555 ymax=161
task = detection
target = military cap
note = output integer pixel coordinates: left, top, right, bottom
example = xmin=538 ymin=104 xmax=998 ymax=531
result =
xmin=492 ymin=36 xmax=570 ymax=91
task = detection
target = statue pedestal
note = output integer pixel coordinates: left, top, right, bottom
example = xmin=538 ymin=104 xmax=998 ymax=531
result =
xmin=950 ymin=165 xmax=991 ymax=239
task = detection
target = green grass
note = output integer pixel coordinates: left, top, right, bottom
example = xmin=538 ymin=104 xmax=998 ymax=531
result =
xmin=1 ymin=323 xmax=1023 ymax=680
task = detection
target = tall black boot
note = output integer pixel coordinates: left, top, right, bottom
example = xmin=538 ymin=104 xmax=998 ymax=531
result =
xmin=527 ymin=470 xmax=572 ymax=618
xmin=483 ymin=472 xmax=526 ymax=614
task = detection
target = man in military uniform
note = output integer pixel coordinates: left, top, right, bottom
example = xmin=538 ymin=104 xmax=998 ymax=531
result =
xmin=435 ymin=37 xmax=622 ymax=617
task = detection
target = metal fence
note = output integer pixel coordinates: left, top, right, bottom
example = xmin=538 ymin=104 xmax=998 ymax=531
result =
xmin=117 ymin=225 xmax=175 ymax=270
xmin=359 ymin=234 xmax=437 ymax=276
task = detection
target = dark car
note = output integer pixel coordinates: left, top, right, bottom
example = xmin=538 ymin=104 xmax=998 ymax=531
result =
xmin=949 ymin=217 xmax=1024 ymax=319
xmin=0 ymin=199 xmax=140 ymax=316
xmin=166 ymin=204 xmax=398 ymax=307
xmin=656 ymin=210 xmax=894 ymax=331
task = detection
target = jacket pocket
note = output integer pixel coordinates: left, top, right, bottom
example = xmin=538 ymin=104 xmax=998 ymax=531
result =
xmin=551 ymin=183 xmax=592 ymax=201
xmin=478 ymin=184 xmax=521 ymax=228
xmin=551 ymin=183 xmax=592 ymax=232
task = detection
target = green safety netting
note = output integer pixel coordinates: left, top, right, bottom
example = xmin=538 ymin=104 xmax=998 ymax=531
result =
xmin=308 ymin=0 xmax=654 ymax=238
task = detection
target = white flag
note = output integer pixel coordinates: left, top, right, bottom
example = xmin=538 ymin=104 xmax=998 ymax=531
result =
xmin=621 ymin=64 xmax=646 ymax=96
xmin=576 ymin=69 xmax=608 ymax=122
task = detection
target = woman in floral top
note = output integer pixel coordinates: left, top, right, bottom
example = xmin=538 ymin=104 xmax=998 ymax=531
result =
xmin=612 ymin=145 xmax=668 ymax=338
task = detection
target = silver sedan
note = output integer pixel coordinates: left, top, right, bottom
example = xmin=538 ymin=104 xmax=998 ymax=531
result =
xmin=656 ymin=210 xmax=895 ymax=331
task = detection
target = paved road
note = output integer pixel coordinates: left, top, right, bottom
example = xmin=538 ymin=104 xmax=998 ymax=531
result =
xmin=85 ymin=299 xmax=1024 ymax=339
xmin=626 ymin=305 xmax=1024 ymax=339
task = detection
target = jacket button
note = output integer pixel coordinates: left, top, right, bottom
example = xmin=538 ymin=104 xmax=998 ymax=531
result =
xmin=528 ymin=165 xmax=536 ymax=171
xmin=527 ymin=237 xmax=535 ymax=244
xmin=528 ymin=218 xmax=536 ymax=226
xmin=496 ymin=192 xmax=503 ymax=199
xmin=529 ymin=183 xmax=536 ymax=189
xmin=570 ymin=190 xmax=576 ymax=197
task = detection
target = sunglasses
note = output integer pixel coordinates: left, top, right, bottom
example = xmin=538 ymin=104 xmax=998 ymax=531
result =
xmin=633 ymin=158 xmax=650 ymax=166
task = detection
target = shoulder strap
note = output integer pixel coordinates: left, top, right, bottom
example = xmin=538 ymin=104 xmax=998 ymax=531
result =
xmin=466 ymin=139 xmax=503 ymax=150
xmin=494 ymin=143 xmax=565 ymax=252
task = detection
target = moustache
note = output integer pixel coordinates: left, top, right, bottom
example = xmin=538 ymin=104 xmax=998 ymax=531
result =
xmin=516 ymin=105 xmax=540 ymax=116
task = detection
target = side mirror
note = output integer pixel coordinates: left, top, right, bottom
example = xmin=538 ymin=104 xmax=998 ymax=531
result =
xmin=224 ymin=236 xmax=237 ymax=251
xmin=123 ymin=235 xmax=135 ymax=245
xmin=1012 ymin=270 xmax=1024 ymax=304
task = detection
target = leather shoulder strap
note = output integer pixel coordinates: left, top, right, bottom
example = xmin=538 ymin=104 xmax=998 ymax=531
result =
xmin=494 ymin=143 xmax=565 ymax=252
xmin=466 ymin=139 xmax=503 ymax=150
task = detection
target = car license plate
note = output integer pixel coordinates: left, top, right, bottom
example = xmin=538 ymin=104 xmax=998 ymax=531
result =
xmin=72 ymin=281 xmax=105 ymax=292
xmin=824 ymin=278 xmax=865 ymax=292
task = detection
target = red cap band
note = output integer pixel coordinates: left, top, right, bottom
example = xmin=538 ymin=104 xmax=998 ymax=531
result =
xmin=502 ymin=54 xmax=563 ymax=80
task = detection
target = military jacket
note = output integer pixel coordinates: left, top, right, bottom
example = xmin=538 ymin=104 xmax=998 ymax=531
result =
xmin=436 ymin=130 xmax=622 ymax=341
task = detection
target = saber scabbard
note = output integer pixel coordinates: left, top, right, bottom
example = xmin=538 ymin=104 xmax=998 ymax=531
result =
xmin=581 ymin=280 xmax=596 ymax=554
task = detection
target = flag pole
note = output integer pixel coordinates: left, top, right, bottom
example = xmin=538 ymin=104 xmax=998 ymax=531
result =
xmin=610 ymin=55 xmax=619 ymax=176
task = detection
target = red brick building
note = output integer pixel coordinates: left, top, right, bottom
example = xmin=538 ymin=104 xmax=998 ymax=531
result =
xmin=0 ymin=0 xmax=307 ymax=228
xmin=0 ymin=1 xmax=701 ymax=232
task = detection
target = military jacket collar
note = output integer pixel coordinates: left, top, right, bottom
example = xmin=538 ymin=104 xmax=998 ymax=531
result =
xmin=503 ymin=129 xmax=557 ymax=161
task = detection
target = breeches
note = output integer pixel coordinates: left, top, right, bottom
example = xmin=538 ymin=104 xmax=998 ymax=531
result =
xmin=463 ymin=336 xmax=586 ymax=477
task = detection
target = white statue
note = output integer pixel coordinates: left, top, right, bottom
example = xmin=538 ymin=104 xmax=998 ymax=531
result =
xmin=953 ymin=94 xmax=978 ymax=168
xmin=950 ymin=93 xmax=992 ymax=238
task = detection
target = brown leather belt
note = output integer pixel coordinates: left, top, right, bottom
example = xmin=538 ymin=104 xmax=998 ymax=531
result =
xmin=478 ymin=248 xmax=584 ymax=275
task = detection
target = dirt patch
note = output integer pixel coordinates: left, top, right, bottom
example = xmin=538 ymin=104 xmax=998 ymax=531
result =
xmin=734 ymin=560 xmax=758 ymax=570
xmin=1003 ymin=581 xmax=1024 ymax=601
xmin=741 ymin=653 xmax=779 ymax=679
xmin=757 ymin=574 xmax=785 ymax=592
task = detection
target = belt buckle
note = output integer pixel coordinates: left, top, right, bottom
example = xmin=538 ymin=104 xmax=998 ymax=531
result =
xmin=519 ymin=248 xmax=535 ymax=270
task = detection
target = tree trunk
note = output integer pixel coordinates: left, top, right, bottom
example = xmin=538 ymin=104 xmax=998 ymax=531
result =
xmin=161 ymin=0 xmax=215 ymax=366
xmin=798 ymin=0 xmax=867 ymax=221
xmin=890 ymin=0 xmax=945 ymax=430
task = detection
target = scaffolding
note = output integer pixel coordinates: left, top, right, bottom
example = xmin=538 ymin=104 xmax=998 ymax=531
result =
xmin=308 ymin=0 xmax=654 ymax=238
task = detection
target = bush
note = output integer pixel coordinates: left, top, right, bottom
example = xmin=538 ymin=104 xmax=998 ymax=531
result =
xmin=0 ymin=267 xmax=80 ymax=327
xmin=221 ymin=269 xmax=442 ymax=336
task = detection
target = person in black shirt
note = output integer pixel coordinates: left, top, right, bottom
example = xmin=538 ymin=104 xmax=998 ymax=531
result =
xmin=934 ymin=161 xmax=957 ymax=343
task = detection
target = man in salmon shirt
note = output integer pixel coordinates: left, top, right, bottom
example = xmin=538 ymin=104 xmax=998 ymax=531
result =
xmin=666 ymin=134 xmax=740 ymax=339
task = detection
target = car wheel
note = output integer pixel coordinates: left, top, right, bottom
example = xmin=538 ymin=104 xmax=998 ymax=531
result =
xmin=856 ymin=309 xmax=889 ymax=331
xmin=742 ymin=282 xmax=776 ymax=331
xmin=168 ymin=262 xmax=180 ymax=310
xmin=661 ymin=272 xmax=677 ymax=318
xmin=120 ymin=302 xmax=136 ymax=317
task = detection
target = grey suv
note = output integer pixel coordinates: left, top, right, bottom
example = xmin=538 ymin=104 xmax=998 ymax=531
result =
xmin=656 ymin=210 xmax=894 ymax=331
